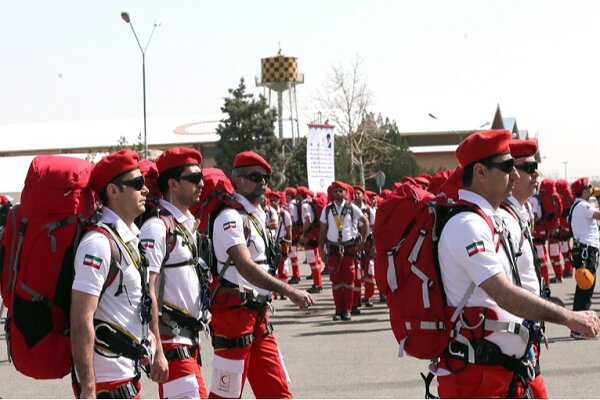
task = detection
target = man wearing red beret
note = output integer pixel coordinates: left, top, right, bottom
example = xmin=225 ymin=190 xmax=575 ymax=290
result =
xmin=139 ymin=147 xmax=209 ymax=398
xmin=319 ymin=182 xmax=369 ymax=321
xmin=208 ymin=151 xmax=314 ymax=398
xmin=284 ymin=187 xmax=303 ymax=284
xmin=569 ymin=176 xmax=600 ymax=339
xmin=352 ymin=185 xmax=377 ymax=309
xmin=434 ymin=130 xmax=600 ymax=398
xmin=266 ymin=190 xmax=293 ymax=299
xmin=499 ymin=139 xmax=548 ymax=397
xmin=71 ymin=149 xmax=151 ymax=399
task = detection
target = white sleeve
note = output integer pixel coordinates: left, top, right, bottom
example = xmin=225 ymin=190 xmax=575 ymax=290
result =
xmin=72 ymin=231 xmax=114 ymax=297
xmin=139 ymin=217 xmax=168 ymax=274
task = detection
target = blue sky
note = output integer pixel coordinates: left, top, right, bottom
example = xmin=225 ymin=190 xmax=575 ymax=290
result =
xmin=1 ymin=0 xmax=599 ymax=191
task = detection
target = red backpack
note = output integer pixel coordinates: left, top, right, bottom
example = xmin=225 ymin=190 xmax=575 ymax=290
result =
xmin=0 ymin=155 xmax=124 ymax=379
xmin=302 ymin=193 xmax=328 ymax=242
xmin=538 ymin=179 xmax=563 ymax=235
xmin=373 ymin=183 xmax=496 ymax=360
xmin=555 ymin=179 xmax=574 ymax=238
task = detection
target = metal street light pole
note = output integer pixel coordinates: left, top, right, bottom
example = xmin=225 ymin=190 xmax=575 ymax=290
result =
xmin=563 ymin=161 xmax=568 ymax=180
xmin=121 ymin=11 xmax=162 ymax=159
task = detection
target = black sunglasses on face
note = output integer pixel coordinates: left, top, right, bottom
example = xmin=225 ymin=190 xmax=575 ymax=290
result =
xmin=333 ymin=188 xmax=345 ymax=193
xmin=179 ymin=171 xmax=204 ymax=185
xmin=515 ymin=161 xmax=538 ymax=175
xmin=484 ymin=158 xmax=515 ymax=174
xmin=242 ymin=172 xmax=271 ymax=183
xmin=115 ymin=175 xmax=145 ymax=191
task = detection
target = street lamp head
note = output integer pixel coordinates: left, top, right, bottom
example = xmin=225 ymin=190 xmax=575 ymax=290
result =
xmin=154 ymin=18 xmax=163 ymax=27
xmin=479 ymin=121 xmax=490 ymax=128
xmin=428 ymin=113 xmax=437 ymax=119
xmin=120 ymin=11 xmax=131 ymax=23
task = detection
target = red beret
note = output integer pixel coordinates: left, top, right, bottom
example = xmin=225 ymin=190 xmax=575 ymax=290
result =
xmin=571 ymin=177 xmax=590 ymax=196
xmin=510 ymin=139 xmax=538 ymax=158
xmin=267 ymin=190 xmax=280 ymax=199
xmin=278 ymin=192 xmax=286 ymax=203
xmin=155 ymin=147 xmax=202 ymax=174
xmin=365 ymin=190 xmax=377 ymax=198
xmin=89 ymin=149 xmax=141 ymax=194
xmin=455 ymin=129 xmax=512 ymax=167
xmin=329 ymin=181 xmax=346 ymax=192
xmin=233 ymin=151 xmax=272 ymax=174
xmin=139 ymin=160 xmax=159 ymax=197
xmin=284 ymin=187 xmax=297 ymax=196
xmin=352 ymin=185 xmax=365 ymax=194
xmin=297 ymin=186 xmax=313 ymax=198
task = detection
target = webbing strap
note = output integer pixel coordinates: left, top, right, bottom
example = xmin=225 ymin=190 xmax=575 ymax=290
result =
xmin=164 ymin=346 xmax=193 ymax=362
xmin=484 ymin=319 xmax=530 ymax=343
xmin=45 ymin=215 xmax=76 ymax=252
xmin=386 ymin=250 xmax=398 ymax=291
xmin=410 ymin=265 xmax=431 ymax=308
xmin=19 ymin=283 xmax=48 ymax=304
xmin=9 ymin=217 xmax=27 ymax=298
xmin=409 ymin=230 xmax=426 ymax=263
xmin=449 ymin=282 xmax=477 ymax=324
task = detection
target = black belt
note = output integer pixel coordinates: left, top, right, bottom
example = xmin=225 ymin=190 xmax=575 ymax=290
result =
xmin=164 ymin=345 xmax=202 ymax=366
xmin=211 ymin=323 xmax=274 ymax=350
xmin=93 ymin=320 xmax=146 ymax=361
xmin=97 ymin=381 xmax=138 ymax=399
xmin=217 ymin=279 xmax=272 ymax=310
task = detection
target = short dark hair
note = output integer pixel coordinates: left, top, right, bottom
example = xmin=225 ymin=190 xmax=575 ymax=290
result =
xmin=157 ymin=166 xmax=187 ymax=196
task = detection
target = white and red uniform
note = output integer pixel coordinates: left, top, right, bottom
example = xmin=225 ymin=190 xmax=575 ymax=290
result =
xmin=355 ymin=203 xmax=376 ymax=305
xmin=209 ymin=193 xmax=291 ymax=399
xmin=140 ymin=199 xmax=208 ymax=399
xmin=302 ymin=199 xmax=322 ymax=288
xmin=529 ymin=195 xmax=551 ymax=285
xmin=320 ymin=200 xmax=363 ymax=315
xmin=500 ymin=196 xmax=548 ymax=398
xmin=287 ymin=199 xmax=302 ymax=280
xmin=272 ymin=205 xmax=292 ymax=282
xmin=436 ymin=190 xmax=530 ymax=398
xmin=72 ymin=207 xmax=145 ymax=397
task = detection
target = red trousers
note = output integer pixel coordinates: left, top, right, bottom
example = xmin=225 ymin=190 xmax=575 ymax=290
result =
xmin=277 ymin=242 xmax=289 ymax=280
xmin=209 ymin=295 xmax=291 ymax=399
xmin=158 ymin=343 xmax=208 ymax=399
xmin=328 ymin=253 xmax=356 ymax=314
xmin=437 ymin=364 xmax=526 ymax=398
xmin=305 ymin=246 xmax=322 ymax=286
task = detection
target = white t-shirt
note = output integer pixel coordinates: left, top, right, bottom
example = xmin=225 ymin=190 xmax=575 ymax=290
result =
xmin=288 ymin=200 xmax=300 ymax=225
xmin=528 ymin=195 xmax=542 ymax=220
xmin=265 ymin=205 xmax=279 ymax=238
xmin=319 ymin=200 xmax=363 ymax=243
xmin=212 ymin=193 xmax=270 ymax=296
xmin=301 ymin=200 xmax=315 ymax=225
xmin=500 ymin=196 xmax=541 ymax=296
xmin=357 ymin=203 xmax=376 ymax=234
xmin=438 ymin=189 xmax=527 ymax=358
xmin=273 ymin=206 xmax=292 ymax=241
xmin=140 ymin=199 xmax=202 ymax=346
xmin=72 ymin=207 xmax=144 ymax=382
xmin=571 ymin=199 xmax=600 ymax=248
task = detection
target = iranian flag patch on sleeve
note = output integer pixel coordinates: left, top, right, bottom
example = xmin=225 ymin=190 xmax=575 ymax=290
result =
xmin=83 ymin=254 xmax=103 ymax=269
xmin=466 ymin=241 xmax=485 ymax=257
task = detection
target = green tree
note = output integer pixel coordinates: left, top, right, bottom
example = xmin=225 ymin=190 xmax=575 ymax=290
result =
xmin=215 ymin=78 xmax=283 ymax=184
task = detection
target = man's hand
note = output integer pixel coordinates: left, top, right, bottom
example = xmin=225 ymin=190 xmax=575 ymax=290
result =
xmin=149 ymin=352 xmax=169 ymax=383
xmin=567 ymin=310 xmax=600 ymax=339
xmin=287 ymin=287 xmax=315 ymax=309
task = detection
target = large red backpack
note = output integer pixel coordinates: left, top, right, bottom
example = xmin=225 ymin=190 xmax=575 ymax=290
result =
xmin=303 ymin=193 xmax=328 ymax=242
xmin=555 ymin=179 xmax=574 ymax=238
xmin=538 ymin=178 xmax=563 ymax=235
xmin=0 ymin=156 xmax=100 ymax=379
xmin=373 ymin=183 xmax=495 ymax=360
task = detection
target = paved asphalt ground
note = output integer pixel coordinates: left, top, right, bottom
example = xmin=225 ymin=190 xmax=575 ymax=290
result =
xmin=1 ymin=262 xmax=600 ymax=398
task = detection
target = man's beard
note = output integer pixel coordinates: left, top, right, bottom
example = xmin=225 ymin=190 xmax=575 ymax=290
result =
xmin=244 ymin=186 xmax=266 ymax=204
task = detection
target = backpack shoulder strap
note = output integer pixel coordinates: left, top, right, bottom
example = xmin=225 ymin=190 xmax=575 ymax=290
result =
xmin=85 ymin=224 xmax=123 ymax=298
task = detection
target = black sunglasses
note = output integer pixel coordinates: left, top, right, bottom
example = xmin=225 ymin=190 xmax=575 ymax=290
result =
xmin=333 ymin=188 xmax=345 ymax=193
xmin=515 ymin=161 xmax=538 ymax=175
xmin=242 ymin=172 xmax=271 ymax=183
xmin=483 ymin=158 xmax=515 ymax=174
xmin=179 ymin=171 xmax=204 ymax=185
xmin=114 ymin=175 xmax=145 ymax=191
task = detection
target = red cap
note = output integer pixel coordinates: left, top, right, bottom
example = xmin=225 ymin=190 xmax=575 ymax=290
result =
xmin=278 ymin=192 xmax=286 ymax=203
xmin=284 ymin=187 xmax=297 ymax=196
xmin=329 ymin=181 xmax=346 ymax=192
xmin=352 ymin=185 xmax=365 ymax=194
xmin=414 ymin=175 xmax=430 ymax=187
xmin=297 ymin=186 xmax=313 ymax=198
xmin=267 ymin=189 xmax=280 ymax=199
xmin=89 ymin=149 xmax=141 ymax=194
xmin=365 ymin=190 xmax=377 ymax=198
xmin=233 ymin=151 xmax=272 ymax=174
xmin=455 ymin=129 xmax=512 ymax=167
xmin=510 ymin=139 xmax=538 ymax=158
xmin=155 ymin=147 xmax=202 ymax=174
xmin=571 ymin=177 xmax=590 ymax=196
